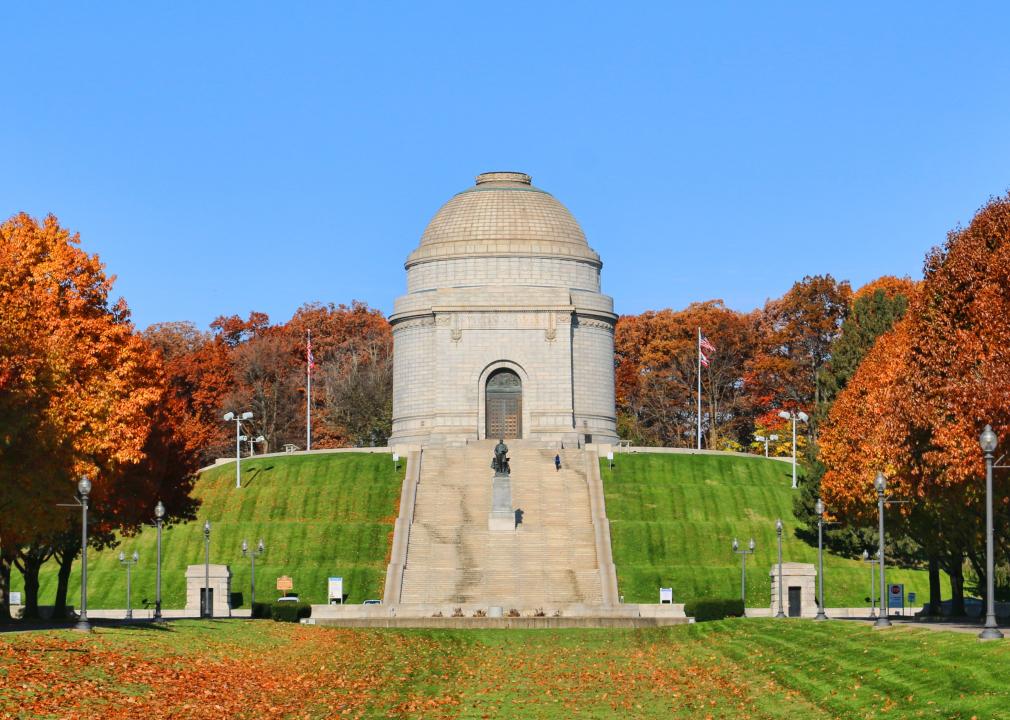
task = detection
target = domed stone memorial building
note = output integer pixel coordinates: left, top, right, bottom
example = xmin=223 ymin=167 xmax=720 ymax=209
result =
xmin=390 ymin=172 xmax=618 ymax=447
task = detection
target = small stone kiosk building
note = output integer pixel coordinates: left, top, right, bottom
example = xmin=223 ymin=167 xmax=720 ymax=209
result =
xmin=770 ymin=562 xmax=817 ymax=618
xmin=185 ymin=564 xmax=232 ymax=617
xmin=389 ymin=172 xmax=618 ymax=447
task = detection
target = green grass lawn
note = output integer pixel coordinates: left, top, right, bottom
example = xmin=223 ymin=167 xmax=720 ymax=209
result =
xmin=602 ymin=452 xmax=946 ymax=607
xmin=2 ymin=619 xmax=1007 ymax=718
xmin=13 ymin=452 xmax=403 ymax=609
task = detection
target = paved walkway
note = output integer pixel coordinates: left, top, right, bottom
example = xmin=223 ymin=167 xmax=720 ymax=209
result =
xmin=838 ymin=615 xmax=1010 ymax=635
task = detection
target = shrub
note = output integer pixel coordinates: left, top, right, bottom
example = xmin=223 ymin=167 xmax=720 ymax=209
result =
xmin=270 ymin=601 xmax=311 ymax=623
xmin=251 ymin=602 xmax=272 ymax=619
xmin=684 ymin=598 xmax=745 ymax=622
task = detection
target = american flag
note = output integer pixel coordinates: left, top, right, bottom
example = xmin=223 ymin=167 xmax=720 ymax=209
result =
xmin=700 ymin=332 xmax=715 ymax=367
xmin=307 ymin=334 xmax=315 ymax=371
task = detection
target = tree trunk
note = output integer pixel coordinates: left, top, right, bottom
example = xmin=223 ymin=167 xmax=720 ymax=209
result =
xmin=19 ymin=555 xmax=42 ymax=620
xmin=948 ymin=554 xmax=966 ymax=617
xmin=925 ymin=554 xmax=942 ymax=616
xmin=52 ymin=538 xmax=79 ymax=620
xmin=15 ymin=543 xmax=53 ymax=620
xmin=0 ymin=548 xmax=14 ymax=624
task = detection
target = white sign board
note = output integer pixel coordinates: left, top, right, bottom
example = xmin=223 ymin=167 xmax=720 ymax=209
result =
xmin=659 ymin=587 xmax=673 ymax=604
xmin=9 ymin=591 xmax=21 ymax=605
xmin=328 ymin=577 xmax=343 ymax=604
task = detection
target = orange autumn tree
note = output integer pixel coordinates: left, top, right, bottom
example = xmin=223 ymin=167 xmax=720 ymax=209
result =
xmin=614 ymin=301 xmax=758 ymax=448
xmin=744 ymin=274 xmax=851 ymax=432
xmin=821 ymin=194 xmax=1010 ymax=613
xmin=0 ymin=213 xmax=198 ymax=620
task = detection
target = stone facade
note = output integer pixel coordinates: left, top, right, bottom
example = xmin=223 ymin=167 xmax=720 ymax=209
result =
xmin=390 ymin=172 xmax=618 ymax=447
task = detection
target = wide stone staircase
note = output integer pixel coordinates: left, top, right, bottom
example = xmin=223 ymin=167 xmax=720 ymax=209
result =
xmin=397 ymin=441 xmax=604 ymax=608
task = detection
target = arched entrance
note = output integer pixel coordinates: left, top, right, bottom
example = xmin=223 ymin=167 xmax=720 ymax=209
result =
xmin=485 ymin=368 xmax=522 ymax=439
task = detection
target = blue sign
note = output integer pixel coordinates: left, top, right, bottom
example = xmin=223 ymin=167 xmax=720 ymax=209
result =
xmin=888 ymin=583 xmax=904 ymax=609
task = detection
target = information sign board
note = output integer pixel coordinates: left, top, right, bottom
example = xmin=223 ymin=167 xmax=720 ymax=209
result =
xmin=328 ymin=577 xmax=343 ymax=604
xmin=276 ymin=575 xmax=293 ymax=592
xmin=9 ymin=591 xmax=21 ymax=605
xmin=659 ymin=587 xmax=673 ymax=604
xmin=888 ymin=583 xmax=904 ymax=609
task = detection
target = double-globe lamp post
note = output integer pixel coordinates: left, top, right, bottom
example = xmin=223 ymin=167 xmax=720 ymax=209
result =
xmin=732 ymin=537 xmax=755 ymax=605
xmin=979 ymin=425 xmax=1004 ymax=641
xmin=154 ymin=501 xmax=165 ymax=620
xmin=873 ymin=472 xmax=891 ymax=628
xmin=223 ymin=411 xmax=254 ymax=488
xmin=753 ymin=434 xmax=779 ymax=458
xmin=862 ymin=549 xmax=878 ymax=619
xmin=242 ymin=538 xmax=266 ymax=608
xmin=118 ymin=550 xmax=139 ymax=619
xmin=775 ymin=518 xmax=785 ymax=618
xmin=75 ymin=476 xmax=92 ymax=632
xmin=777 ymin=410 xmax=808 ymax=489
xmin=815 ymin=498 xmax=828 ymax=621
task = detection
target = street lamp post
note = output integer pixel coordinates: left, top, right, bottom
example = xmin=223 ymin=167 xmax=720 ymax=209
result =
xmin=245 ymin=435 xmax=265 ymax=457
xmin=223 ymin=411 xmax=254 ymax=488
xmin=979 ymin=425 xmax=1004 ymax=641
xmin=119 ymin=550 xmax=139 ymax=620
xmin=203 ymin=520 xmax=212 ymax=618
xmin=777 ymin=410 xmax=808 ymax=489
xmin=775 ymin=519 xmax=785 ymax=618
xmin=75 ymin=476 xmax=92 ymax=632
xmin=154 ymin=501 xmax=165 ymax=621
xmin=241 ymin=538 xmax=266 ymax=609
xmin=732 ymin=538 xmax=756 ymax=604
xmin=754 ymin=434 xmax=779 ymax=458
xmin=862 ymin=549 xmax=878 ymax=619
xmin=873 ymin=472 xmax=891 ymax=628
xmin=815 ymin=498 xmax=827 ymax=621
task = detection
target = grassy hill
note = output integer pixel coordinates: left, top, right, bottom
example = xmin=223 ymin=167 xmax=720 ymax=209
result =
xmin=601 ymin=452 xmax=945 ymax=607
xmin=15 ymin=452 xmax=403 ymax=609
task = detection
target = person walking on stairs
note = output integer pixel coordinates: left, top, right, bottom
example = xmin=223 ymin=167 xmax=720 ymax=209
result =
xmin=555 ymin=453 xmax=561 ymax=472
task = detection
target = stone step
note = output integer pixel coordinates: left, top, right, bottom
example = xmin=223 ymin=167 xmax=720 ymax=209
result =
xmin=398 ymin=443 xmax=603 ymax=605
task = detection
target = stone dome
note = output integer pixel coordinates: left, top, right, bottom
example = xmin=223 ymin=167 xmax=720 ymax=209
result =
xmin=406 ymin=172 xmax=600 ymax=268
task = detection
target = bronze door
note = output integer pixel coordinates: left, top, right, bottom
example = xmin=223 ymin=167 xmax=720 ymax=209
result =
xmin=485 ymin=369 xmax=522 ymax=439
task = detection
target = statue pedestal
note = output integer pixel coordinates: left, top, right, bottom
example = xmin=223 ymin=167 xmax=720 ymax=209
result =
xmin=488 ymin=472 xmax=515 ymax=532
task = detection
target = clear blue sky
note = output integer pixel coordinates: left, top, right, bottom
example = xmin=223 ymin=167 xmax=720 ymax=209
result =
xmin=4 ymin=3 xmax=1009 ymax=330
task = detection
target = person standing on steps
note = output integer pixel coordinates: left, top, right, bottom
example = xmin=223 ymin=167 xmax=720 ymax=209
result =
xmin=554 ymin=453 xmax=561 ymax=472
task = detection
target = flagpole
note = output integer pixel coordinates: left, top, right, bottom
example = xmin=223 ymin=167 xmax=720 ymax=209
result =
xmin=697 ymin=327 xmax=702 ymax=450
xmin=306 ymin=329 xmax=312 ymax=451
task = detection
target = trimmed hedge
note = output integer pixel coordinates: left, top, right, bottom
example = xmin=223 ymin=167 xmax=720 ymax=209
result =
xmin=684 ymin=598 xmax=745 ymax=622
xmin=270 ymin=601 xmax=312 ymax=623
xmin=251 ymin=602 xmax=272 ymax=619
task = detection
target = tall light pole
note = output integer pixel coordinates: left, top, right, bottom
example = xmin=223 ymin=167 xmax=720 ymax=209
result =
xmin=203 ymin=520 xmax=212 ymax=618
xmin=815 ymin=498 xmax=827 ymax=621
xmin=754 ymin=434 xmax=779 ymax=458
xmin=224 ymin=411 xmax=254 ymax=488
xmin=241 ymin=538 xmax=266 ymax=609
xmin=119 ymin=550 xmax=139 ymax=619
xmin=775 ymin=518 xmax=785 ymax=618
xmin=862 ymin=549 xmax=877 ymax=619
xmin=873 ymin=472 xmax=891 ymax=628
xmin=75 ymin=476 xmax=92 ymax=632
xmin=732 ymin=537 xmax=755 ymax=604
xmin=979 ymin=425 xmax=1004 ymax=641
xmin=154 ymin=501 xmax=165 ymax=621
xmin=778 ymin=410 xmax=808 ymax=489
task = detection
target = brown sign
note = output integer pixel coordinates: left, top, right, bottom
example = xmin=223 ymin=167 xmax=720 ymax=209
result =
xmin=276 ymin=575 xmax=293 ymax=591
